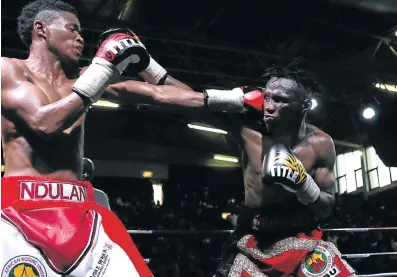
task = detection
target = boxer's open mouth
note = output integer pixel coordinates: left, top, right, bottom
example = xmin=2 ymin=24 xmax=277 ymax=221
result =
xmin=76 ymin=45 xmax=84 ymax=54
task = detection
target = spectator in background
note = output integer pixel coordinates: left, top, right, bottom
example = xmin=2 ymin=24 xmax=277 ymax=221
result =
xmin=101 ymin=177 xmax=396 ymax=276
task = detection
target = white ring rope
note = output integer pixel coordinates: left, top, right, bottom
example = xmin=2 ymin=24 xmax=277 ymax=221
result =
xmin=357 ymin=272 xmax=397 ymax=277
xmin=127 ymin=226 xmax=397 ymax=235
xmin=342 ymin=252 xmax=397 ymax=258
xmin=323 ymin=227 xmax=397 ymax=232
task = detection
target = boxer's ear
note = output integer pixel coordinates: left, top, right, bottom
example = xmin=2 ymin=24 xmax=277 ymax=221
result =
xmin=302 ymin=98 xmax=311 ymax=113
xmin=33 ymin=20 xmax=46 ymax=40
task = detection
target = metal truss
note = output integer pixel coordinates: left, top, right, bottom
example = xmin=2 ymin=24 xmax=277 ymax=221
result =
xmin=2 ymin=15 xmax=394 ymax=103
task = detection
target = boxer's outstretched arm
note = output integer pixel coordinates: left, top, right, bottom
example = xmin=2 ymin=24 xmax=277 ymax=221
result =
xmin=307 ymin=135 xmax=336 ymax=219
xmin=106 ymin=81 xmax=264 ymax=115
xmin=1 ymin=58 xmax=87 ymax=138
xmin=105 ymin=80 xmax=205 ymax=108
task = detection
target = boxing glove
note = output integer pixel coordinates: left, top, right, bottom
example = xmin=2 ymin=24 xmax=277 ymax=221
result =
xmin=73 ymin=28 xmax=150 ymax=103
xmin=105 ymin=28 xmax=168 ymax=85
xmin=203 ymin=86 xmax=264 ymax=113
xmin=262 ymin=144 xmax=320 ymax=205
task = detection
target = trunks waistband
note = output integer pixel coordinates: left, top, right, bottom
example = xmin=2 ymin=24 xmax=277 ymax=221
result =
xmin=1 ymin=176 xmax=95 ymax=209
xmin=236 ymin=206 xmax=317 ymax=236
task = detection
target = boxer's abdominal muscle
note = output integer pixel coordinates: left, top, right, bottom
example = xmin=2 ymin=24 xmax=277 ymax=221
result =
xmin=2 ymin=113 xmax=85 ymax=180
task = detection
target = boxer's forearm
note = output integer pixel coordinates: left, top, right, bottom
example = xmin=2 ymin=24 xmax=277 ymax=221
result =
xmin=308 ymin=191 xmax=335 ymax=219
xmin=105 ymin=81 xmax=205 ymax=108
xmin=155 ymin=85 xmax=205 ymax=107
xmin=33 ymin=93 xmax=87 ymax=136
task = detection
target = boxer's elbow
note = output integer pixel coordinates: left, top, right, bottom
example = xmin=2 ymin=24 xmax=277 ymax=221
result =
xmin=29 ymin=113 xmax=60 ymax=139
xmin=309 ymin=191 xmax=335 ymax=219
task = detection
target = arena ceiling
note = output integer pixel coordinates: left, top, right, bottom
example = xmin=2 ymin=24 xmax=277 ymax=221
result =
xmin=2 ymin=0 xmax=397 ymax=168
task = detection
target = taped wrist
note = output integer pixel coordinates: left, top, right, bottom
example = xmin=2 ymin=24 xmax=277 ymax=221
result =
xmin=73 ymin=62 xmax=118 ymax=103
xmin=204 ymin=88 xmax=244 ymax=112
xmin=140 ymin=56 xmax=168 ymax=84
xmin=296 ymin=174 xmax=320 ymax=205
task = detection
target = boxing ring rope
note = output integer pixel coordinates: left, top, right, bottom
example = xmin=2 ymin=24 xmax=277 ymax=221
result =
xmin=130 ymin=227 xmax=397 ymax=277
xmin=127 ymin=226 xmax=397 ymax=235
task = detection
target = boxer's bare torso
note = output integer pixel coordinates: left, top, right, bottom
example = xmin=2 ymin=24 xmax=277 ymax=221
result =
xmin=209 ymin=76 xmax=337 ymax=218
xmin=1 ymin=58 xmax=85 ymax=179
xmin=238 ymin=124 xmax=334 ymax=209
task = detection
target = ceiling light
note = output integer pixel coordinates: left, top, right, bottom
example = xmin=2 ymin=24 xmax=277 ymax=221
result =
xmin=188 ymin=124 xmax=227 ymax=134
xmin=362 ymin=107 xmax=376 ymax=119
xmin=142 ymin=171 xmax=153 ymax=178
xmin=311 ymin=99 xmax=318 ymax=110
xmin=214 ymin=154 xmax=238 ymax=163
xmin=92 ymin=100 xmax=119 ymax=108
xmin=374 ymin=83 xmax=397 ymax=93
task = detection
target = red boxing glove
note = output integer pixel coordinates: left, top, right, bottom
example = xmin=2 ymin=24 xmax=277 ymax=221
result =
xmin=241 ymin=86 xmax=264 ymax=112
xmin=96 ymin=28 xmax=150 ymax=74
xmin=204 ymin=86 xmax=264 ymax=113
xmin=73 ymin=28 xmax=150 ymax=103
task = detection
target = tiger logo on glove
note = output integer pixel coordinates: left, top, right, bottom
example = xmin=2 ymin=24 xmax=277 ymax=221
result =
xmin=271 ymin=152 xmax=307 ymax=185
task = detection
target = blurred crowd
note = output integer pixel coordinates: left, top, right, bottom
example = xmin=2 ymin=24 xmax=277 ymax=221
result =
xmin=94 ymin=177 xmax=397 ymax=276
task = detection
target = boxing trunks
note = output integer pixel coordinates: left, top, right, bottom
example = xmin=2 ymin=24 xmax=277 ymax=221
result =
xmin=1 ymin=176 xmax=153 ymax=277
xmin=214 ymin=203 xmax=356 ymax=277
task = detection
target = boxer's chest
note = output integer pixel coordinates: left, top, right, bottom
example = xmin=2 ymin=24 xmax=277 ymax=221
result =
xmin=28 ymin=73 xmax=86 ymax=133
xmin=241 ymin=127 xmax=317 ymax=181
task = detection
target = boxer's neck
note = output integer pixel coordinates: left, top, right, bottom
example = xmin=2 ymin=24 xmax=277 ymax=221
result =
xmin=27 ymin=43 xmax=78 ymax=81
xmin=270 ymin=119 xmax=307 ymax=146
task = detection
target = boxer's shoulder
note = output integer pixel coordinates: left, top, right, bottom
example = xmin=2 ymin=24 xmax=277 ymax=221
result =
xmin=1 ymin=58 xmax=29 ymax=105
xmin=1 ymin=57 xmax=28 ymax=83
xmin=305 ymin=124 xmax=335 ymax=164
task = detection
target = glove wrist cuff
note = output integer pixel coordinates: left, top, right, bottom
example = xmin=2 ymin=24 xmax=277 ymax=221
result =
xmin=139 ymin=57 xmax=168 ymax=84
xmin=296 ymin=175 xmax=320 ymax=205
xmin=73 ymin=63 xmax=117 ymax=103
xmin=204 ymin=88 xmax=244 ymax=112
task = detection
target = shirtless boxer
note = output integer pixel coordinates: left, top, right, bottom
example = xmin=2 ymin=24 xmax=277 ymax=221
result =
xmin=203 ymin=67 xmax=356 ymax=277
xmin=129 ymin=65 xmax=357 ymax=276
xmin=0 ymin=0 xmax=194 ymax=276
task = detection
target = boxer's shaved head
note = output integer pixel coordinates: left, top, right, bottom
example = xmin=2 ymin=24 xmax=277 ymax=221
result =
xmin=18 ymin=0 xmax=77 ymax=47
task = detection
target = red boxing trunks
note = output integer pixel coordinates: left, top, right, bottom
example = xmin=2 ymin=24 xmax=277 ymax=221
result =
xmin=1 ymin=176 xmax=153 ymax=277
xmin=227 ymin=229 xmax=356 ymax=277
xmin=215 ymin=206 xmax=356 ymax=277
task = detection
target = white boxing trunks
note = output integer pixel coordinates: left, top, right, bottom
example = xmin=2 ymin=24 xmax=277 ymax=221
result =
xmin=1 ymin=176 xmax=153 ymax=277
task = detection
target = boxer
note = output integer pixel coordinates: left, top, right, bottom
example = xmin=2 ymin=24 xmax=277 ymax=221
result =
xmin=0 ymin=0 xmax=183 ymax=275
xmin=0 ymin=0 xmax=215 ymax=273
xmin=127 ymin=65 xmax=357 ymax=276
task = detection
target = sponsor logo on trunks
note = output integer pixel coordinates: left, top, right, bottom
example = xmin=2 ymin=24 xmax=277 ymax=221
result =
xmin=19 ymin=181 xmax=87 ymax=202
xmin=270 ymin=152 xmax=307 ymax=184
xmin=90 ymin=242 xmax=114 ymax=277
xmin=301 ymin=246 xmax=340 ymax=277
xmin=2 ymin=255 xmax=47 ymax=277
